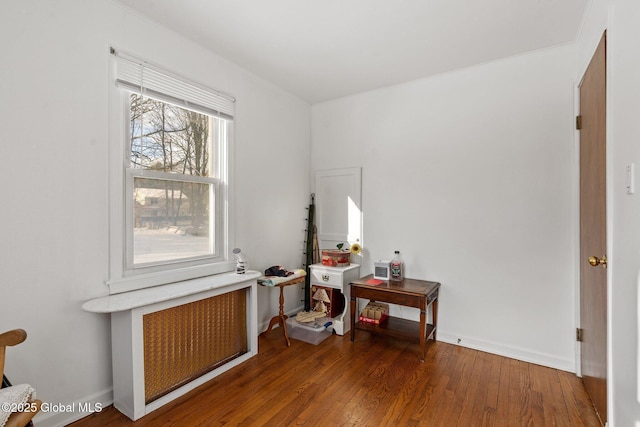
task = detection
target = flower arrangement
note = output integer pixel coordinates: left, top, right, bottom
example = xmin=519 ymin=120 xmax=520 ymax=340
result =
xmin=336 ymin=242 xmax=362 ymax=254
xmin=349 ymin=242 xmax=362 ymax=255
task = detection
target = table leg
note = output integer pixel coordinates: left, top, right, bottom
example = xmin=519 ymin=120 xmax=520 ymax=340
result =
xmin=259 ymin=284 xmax=291 ymax=347
xmin=277 ymin=284 xmax=290 ymax=346
xmin=419 ymin=306 xmax=426 ymax=362
xmin=350 ymin=295 xmax=356 ymax=342
xmin=432 ymin=297 xmax=438 ymax=341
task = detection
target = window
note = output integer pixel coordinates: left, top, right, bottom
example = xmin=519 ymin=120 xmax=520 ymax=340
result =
xmin=108 ymin=49 xmax=235 ymax=294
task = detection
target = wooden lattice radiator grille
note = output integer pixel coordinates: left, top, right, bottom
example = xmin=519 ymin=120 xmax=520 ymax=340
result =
xmin=142 ymin=289 xmax=248 ymax=404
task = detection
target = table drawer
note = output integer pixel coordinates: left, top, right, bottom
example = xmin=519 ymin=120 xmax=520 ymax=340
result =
xmin=310 ymin=268 xmax=343 ymax=288
xmin=352 ymin=286 xmax=422 ymax=309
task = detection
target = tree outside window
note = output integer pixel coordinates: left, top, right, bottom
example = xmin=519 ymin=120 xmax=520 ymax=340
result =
xmin=128 ymin=94 xmax=223 ymax=267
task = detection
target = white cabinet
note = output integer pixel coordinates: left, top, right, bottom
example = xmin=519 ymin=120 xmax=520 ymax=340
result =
xmin=309 ymin=263 xmax=360 ymax=335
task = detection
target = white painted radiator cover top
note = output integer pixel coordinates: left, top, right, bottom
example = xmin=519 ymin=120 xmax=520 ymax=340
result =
xmin=82 ymin=270 xmax=261 ymax=313
xmin=82 ymin=270 xmax=260 ymax=421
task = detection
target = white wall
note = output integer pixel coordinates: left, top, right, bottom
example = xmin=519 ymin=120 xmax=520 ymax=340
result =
xmin=605 ymin=0 xmax=640 ymax=424
xmin=312 ymin=45 xmax=578 ymax=371
xmin=0 ymin=1 xmax=309 ymax=425
xmin=574 ymin=0 xmax=640 ymax=424
xmin=608 ymin=2 xmax=640 ymax=419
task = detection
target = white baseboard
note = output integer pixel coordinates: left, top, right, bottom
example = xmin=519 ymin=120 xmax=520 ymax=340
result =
xmin=436 ymin=331 xmax=576 ymax=373
xmin=32 ymin=387 xmax=113 ymax=427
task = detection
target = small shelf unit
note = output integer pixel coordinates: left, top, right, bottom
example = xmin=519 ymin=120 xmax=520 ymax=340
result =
xmin=308 ymin=263 xmax=360 ymax=336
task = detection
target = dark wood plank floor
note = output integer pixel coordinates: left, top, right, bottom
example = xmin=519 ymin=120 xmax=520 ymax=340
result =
xmin=69 ymin=329 xmax=601 ymax=426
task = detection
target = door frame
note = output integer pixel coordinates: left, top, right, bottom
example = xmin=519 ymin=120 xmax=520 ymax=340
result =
xmin=573 ymin=31 xmax=612 ymax=421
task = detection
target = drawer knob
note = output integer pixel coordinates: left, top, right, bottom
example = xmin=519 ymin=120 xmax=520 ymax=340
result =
xmin=322 ymin=275 xmax=330 ymax=281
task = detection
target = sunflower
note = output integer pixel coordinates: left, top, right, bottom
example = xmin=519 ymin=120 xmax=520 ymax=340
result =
xmin=350 ymin=242 xmax=362 ymax=255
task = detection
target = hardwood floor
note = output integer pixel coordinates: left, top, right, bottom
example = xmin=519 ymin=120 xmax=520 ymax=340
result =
xmin=69 ymin=329 xmax=601 ymax=426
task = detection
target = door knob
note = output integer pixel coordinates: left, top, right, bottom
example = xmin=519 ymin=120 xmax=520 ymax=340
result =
xmin=588 ymin=255 xmax=607 ymax=269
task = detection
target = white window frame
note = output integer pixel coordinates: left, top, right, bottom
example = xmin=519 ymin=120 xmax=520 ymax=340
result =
xmin=107 ymin=48 xmax=235 ymax=294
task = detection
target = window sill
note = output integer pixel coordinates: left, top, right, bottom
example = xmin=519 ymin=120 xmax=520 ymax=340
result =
xmin=83 ymin=270 xmax=259 ymax=313
xmin=107 ymin=262 xmax=235 ymax=295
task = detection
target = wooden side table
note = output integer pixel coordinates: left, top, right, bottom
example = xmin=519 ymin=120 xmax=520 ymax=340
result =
xmin=350 ymin=275 xmax=440 ymax=361
xmin=259 ymin=276 xmax=305 ymax=347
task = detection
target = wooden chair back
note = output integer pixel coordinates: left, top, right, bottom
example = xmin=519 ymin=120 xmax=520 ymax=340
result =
xmin=0 ymin=329 xmax=42 ymax=427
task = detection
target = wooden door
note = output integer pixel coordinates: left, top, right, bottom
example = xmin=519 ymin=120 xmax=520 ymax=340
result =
xmin=579 ymin=32 xmax=607 ymax=425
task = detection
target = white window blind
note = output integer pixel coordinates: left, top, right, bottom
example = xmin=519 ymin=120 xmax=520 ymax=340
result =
xmin=112 ymin=48 xmax=235 ymax=120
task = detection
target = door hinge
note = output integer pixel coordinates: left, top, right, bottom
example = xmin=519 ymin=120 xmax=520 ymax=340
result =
xmin=576 ymin=328 xmax=583 ymax=342
xmin=576 ymin=115 xmax=582 ymax=130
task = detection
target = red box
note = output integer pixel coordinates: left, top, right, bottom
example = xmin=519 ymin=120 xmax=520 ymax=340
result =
xmin=358 ymin=314 xmax=389 ymax=325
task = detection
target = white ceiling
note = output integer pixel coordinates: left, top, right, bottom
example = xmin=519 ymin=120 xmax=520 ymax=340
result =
xmin=113 ymin=0 xmax=589 ymax=103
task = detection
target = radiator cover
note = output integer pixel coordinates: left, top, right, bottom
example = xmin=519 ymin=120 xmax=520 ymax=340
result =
xmin=142 ymin=288 xmax=247 ymax=403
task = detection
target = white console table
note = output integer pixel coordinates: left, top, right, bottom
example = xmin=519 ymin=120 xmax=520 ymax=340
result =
xmin=82 ymin=271 xmax=260 ymax=421
xmin=309 ymin=264 xmax=360 ymax=335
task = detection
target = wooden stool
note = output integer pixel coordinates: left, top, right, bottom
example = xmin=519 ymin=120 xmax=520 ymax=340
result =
xmin=259 ymin=276 xmax=305 ymax=346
